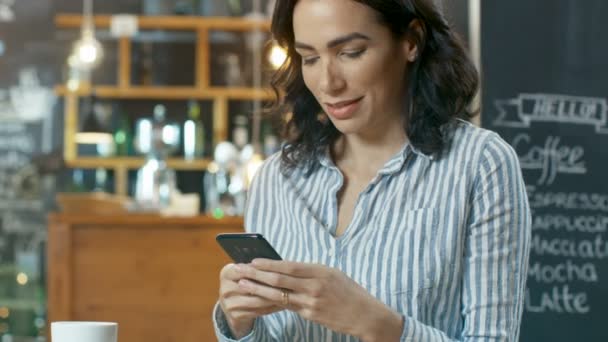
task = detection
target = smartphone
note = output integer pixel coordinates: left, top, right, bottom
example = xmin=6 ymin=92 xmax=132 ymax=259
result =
xmin=216 ymin=233 xmax=282 ymax=264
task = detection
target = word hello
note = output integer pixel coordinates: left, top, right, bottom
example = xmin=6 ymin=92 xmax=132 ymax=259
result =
xmin=531 ymin=95 xmax=604 ymax=124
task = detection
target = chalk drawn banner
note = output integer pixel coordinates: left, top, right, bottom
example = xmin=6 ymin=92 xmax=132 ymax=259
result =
xmin=493 ymin=93 xmax=608 ymax=134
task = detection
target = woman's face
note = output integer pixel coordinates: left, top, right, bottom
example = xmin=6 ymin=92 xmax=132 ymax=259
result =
xmin=293 ymin=0 xmax=416 ymax=138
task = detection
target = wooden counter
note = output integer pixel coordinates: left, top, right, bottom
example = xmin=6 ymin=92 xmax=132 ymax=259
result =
xmin=47 ymin=214 xmax=244 ymax=342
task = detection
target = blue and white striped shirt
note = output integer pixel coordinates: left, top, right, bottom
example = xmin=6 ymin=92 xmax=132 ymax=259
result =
xmin=214 ymin=120 xmax=531 ymax=341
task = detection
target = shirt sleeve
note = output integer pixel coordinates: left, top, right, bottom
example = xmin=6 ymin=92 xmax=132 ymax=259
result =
xmin=211 ymin=155 xmax=283 ymax=341
xmin=212 ymin=302 xmax=271 ymax=342
xmin=399 ymin=133 xmax=532 ymax=341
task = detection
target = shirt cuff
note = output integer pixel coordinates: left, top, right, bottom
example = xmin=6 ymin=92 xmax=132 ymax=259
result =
xmin=212 ymin=302 xmax=260 ymax=342
xmin=399 ymin=316 xmax=414 ymax=342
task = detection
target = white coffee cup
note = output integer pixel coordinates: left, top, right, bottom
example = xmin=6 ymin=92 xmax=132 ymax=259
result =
xmin=51 ymin=321 xmax=118 ymax=342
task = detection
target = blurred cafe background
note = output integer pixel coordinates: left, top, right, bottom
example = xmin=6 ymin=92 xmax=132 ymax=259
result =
xmin=0 ymin=0 xmax=606 ymax=341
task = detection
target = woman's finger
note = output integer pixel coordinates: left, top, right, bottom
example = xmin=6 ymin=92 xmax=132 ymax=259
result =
xmin=237 ymin=278 xmax=310 ymax=310
xmin=237 ymin=264 xmax=304 ymax=292
xmin=220 ymin=263 xmax=244 ymax=281
xmin=251 ymin=259 xmax=320 ymax=278
xmin=237 ymin=278 xmax=283 ymax=303
xmin=220 ymin=277 xmax=249 ymax=298
xmin=224 ymin=294 xmax=277 ymax=311
xmin=227 ymin=305 xmax=283 ymax=322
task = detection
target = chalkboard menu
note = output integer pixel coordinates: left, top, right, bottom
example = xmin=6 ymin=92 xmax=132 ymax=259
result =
xmin=481 ymin=1 xmax=608 ymax=341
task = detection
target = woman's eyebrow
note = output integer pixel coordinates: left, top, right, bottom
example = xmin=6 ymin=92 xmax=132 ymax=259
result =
xmin=295 ymin=32 xmax=371 ymax=50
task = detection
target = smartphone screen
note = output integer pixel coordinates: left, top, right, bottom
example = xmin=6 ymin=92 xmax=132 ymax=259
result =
xmin=216 ymin=233 xmax=282 ymax=264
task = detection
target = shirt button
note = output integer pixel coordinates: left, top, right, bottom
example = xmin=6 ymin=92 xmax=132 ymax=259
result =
xmin=328 ymin=250 xmax=334 ymax=257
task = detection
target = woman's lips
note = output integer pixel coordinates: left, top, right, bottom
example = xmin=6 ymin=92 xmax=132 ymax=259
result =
xmin=325 ymin=97 xmax=364 ymax=120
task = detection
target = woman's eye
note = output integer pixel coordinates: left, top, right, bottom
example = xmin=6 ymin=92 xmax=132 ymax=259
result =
xmin=302 ymin=56 xmax=319 ymax=65
xmin=341 ymin=49 xmax=366 ymax=59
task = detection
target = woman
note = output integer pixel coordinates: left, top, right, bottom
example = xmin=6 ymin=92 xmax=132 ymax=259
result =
xmin=214 ymin=0 xmax=531 ymax=341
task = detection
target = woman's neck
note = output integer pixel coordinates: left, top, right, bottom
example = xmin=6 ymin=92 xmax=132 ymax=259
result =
xmin=332 ymin=125 xmax=408 ymax=180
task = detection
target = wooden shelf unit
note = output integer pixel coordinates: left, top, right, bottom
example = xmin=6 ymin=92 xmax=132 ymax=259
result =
xmin=55 ymin=14 xmax=272 ymax=31
xmin=65 ymin=157 xmax=210 ymax=170
xmin=55 ymin=85 xmax=274 ymax=100
xmin=55 ymin=14 xmax=273 ymax=195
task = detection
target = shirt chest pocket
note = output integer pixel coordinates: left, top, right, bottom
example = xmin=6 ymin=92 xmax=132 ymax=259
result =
xmin=349 ymin=207 xmax=443 ymax=298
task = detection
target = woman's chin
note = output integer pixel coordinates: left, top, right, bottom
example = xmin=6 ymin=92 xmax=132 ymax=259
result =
xmin=329 ymin=119 xmax=364 ymax=135
xmin=333 ymin=125 xmax=360 ymax=136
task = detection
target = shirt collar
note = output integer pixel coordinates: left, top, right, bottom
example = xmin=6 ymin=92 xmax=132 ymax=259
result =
xmin=318 ymin=147 xmax=335 ymax=169
xmin=377 ymin=142 xmax=434 ymax=175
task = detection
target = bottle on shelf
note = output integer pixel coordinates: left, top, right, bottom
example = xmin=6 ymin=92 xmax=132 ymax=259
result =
xmin=232 ymin=114 xmax=249 ymax=149
xmin=66 ymin=169 xmax=87 ymax=192
xmin=261 ymin=120 xmax=279 ymax=157
xmin=94 ymin=168 xmax=108 ymax=192
xmin=140 ymin=42 xmax=154 ymax=86
xmin=183 ymin=99 xmax=205 ymax=161
xmin=113 ymin=115 xmax=133 ymax=156
xmin=133 ymin=104 xmax=180 ymax=210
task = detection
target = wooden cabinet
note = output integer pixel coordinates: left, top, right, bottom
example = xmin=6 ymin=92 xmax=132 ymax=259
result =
xmin=47 ymin=214 xmax=244 ymax=342
xmin=55 ymin=14 xmax=273 ymax=195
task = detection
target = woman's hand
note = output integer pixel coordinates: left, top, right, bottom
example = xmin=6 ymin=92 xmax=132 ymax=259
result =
xmin=218 ymin=263 xmax=284 ymax=339
xmin=236 ymin=259 xmax=404 ymax=342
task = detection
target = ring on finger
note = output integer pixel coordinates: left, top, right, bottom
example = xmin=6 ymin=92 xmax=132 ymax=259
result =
xmin=281 ymin=289 xmax=290 ymax=306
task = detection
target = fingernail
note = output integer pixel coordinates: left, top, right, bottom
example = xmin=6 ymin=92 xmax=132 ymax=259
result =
xmin=239 ymin=279 xmax=249 ymax=286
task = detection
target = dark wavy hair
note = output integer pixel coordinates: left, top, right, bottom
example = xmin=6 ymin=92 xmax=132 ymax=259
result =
xmin=269 ymin=0 xmax=479 ymax=173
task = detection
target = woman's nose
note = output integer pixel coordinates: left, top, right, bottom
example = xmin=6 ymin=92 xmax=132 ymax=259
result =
xmin=319 ymin=59 xmax=346 ymax=95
